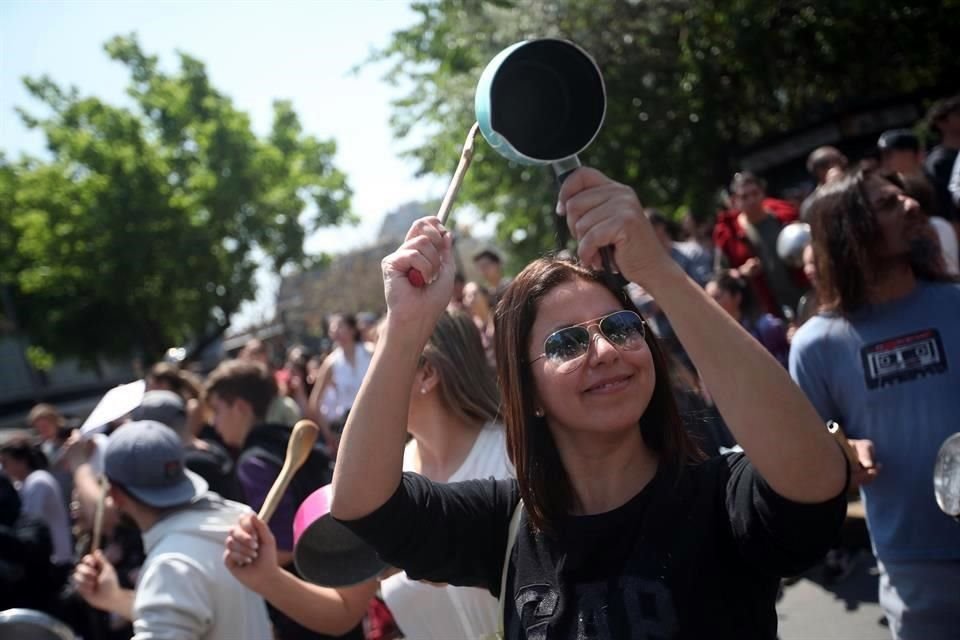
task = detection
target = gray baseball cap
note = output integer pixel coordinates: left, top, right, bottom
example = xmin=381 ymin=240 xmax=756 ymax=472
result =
xmin=104 ymin=420 xmax=207 ymax=508
xmin=131 ymin=390 xmax=187 ymax=434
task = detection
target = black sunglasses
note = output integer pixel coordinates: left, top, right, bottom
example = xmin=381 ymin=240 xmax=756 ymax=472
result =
xmin=531 ymin=310 xmax=646 ymax=373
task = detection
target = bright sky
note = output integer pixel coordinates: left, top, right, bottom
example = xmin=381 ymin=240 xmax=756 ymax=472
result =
xmin=0 ymin=0 xmax=457 ymax=329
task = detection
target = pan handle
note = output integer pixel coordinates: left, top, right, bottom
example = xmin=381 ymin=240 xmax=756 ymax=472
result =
xmin=408 ymin=123 xmax=480 ymax=288
xmin=553 ymin=155 xmax=582 ymax=185
xmin=553 ymin=159 xmax=628 ymax=288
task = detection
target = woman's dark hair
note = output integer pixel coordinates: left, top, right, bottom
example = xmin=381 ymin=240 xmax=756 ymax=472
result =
xmin=286 ymin=350 xmax=309 ymax=378
xmin=708 ymin=271 xmax=759 ymax=320
xmin=331 ymin=313 xmax=362 ymax=343
xmin=285 ymin=352 xmax=313 ymax=396
xmin=0 ymin=472 xmax=22 ymax=526
xmin=729 ymin=171 xmax=766 ymax=194
xmin=494 ymin=256 xmax=703 ymax=533
xmin=645 ymin=208 xmax=679 ymax=241
xmin=806 ymin=168 xmax=956 ymax=314
xmin=927 ymin=94 xmax=960 ymax=132
xmin=0 ymin=438 xmax=48 ymax=472
xmin=148 ymin=362 xmax=202 ymax=400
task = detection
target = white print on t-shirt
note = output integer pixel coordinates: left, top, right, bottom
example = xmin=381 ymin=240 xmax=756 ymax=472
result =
xmin=860 ymin=328 xmax=948 ymax=390
xmin=513 ymin=576 xmax=677 ymax=639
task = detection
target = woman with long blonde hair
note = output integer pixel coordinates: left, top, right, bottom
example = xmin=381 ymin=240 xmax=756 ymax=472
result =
xmin=224 ymin=311 xmax=511 ymax=639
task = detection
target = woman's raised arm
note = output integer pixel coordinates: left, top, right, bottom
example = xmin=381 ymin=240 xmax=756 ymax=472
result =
xmin=561 ymin=168 xmax=846 ymax=503
xmin=331 ymin=217 xmax=455 ymax=520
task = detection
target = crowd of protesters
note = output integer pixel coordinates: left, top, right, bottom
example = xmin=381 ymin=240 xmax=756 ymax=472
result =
xmin=0 ymin=94 xmax=958 ymax=640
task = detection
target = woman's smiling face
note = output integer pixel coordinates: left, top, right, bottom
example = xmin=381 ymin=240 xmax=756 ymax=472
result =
xmin=527 ymin=278 xmax=656 ymax=439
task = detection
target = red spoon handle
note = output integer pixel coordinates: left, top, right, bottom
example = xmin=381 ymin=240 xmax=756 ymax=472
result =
xmin=408 ymin=268 xmax=427 ymax=288
xmin=403 ymin=123 xmax=479 ymax=289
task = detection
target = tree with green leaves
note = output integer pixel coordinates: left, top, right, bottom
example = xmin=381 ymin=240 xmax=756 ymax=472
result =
xmin=3 ymin=35 xmax=352 ymax=364
xmin=370 ymin=0 xmax=960 ymax=269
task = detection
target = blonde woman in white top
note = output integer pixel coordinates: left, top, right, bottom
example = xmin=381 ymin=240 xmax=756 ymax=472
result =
xmin=225 ymin=311 xmax=509 ymax=638
xmin=379 ymin=424 xmax=510 ymax=638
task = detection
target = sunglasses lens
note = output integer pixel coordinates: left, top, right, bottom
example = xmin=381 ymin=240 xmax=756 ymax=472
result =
xmin=544 ymin=327 xmax=590 ymax=366
xmin=600 ymin=311 xmax=645 ymax=349
xmin=538 ymin=311 xmax=645 ymax=373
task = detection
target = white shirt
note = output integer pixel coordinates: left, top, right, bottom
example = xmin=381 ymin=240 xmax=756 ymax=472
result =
xmin=135 ymin=496 xmax=272 ymax=640
xmin=20 ymin=469 xmax=73 ymax=565
xmin=949 ymin=152 xmax=960 ymax=207
xmin=326 ymin=343 xmax=373 ymax=418
xmin=380 ymin=424 xmax=513 ymax=639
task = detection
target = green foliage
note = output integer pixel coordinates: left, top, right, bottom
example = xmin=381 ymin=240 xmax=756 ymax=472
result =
xmin=25 ymin=345 xmax=55 ymax=372
xmin=3 ymin=35 xmax=352 ymax=362
xmin=370 ymin=0 xmax=960 ymax=268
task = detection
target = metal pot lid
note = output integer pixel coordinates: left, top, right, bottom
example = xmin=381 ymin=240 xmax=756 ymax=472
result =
xmin=933 ymin=432 xmax=960 ymax=517
xmin=0 ymin=609 xmax=77 ymax=640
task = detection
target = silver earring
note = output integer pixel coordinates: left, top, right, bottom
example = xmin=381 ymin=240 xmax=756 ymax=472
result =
xmin=534 ymin=407 xmax=544 ymax=417
xmin=420 ymin=387 xmax=427 ymax=395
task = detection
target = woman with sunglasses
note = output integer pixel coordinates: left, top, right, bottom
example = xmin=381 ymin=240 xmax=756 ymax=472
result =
xmin=331 ymin=168 xmax=848 ymax=639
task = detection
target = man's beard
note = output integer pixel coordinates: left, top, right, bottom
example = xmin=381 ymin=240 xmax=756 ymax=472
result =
xmin=117 ymin=511 xmax=140 ymax=532
xmin=908 ymin=226 xmax=944 ymax=272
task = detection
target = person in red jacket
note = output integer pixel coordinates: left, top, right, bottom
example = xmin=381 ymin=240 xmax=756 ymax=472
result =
xmin=713 ymin=171 xmax=808 ymax=318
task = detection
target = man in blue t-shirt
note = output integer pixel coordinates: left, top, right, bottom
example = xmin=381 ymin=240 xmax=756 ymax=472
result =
xmin=790 ymin=168 xmax=960 ymax=640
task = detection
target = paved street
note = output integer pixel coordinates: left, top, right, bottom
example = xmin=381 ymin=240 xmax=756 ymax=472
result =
xmin=778 ymin=550 xmax=889 ymax=640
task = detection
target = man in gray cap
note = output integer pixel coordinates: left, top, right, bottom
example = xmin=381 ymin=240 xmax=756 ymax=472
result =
xmin=73 ymin=420 xmax=271 ymax=640
xmin=132 ymin=390 xmax=243 ymax=501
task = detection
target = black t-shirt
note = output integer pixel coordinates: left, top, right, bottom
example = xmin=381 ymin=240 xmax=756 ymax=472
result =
xmin=185 ymin=439 xmax=245 ymax=503
xmin=340 ymin=453 xmax=846 ymax=640
xmin=753 ymin=215 xmax=804 ymax=314
xmin=0 ymin=514 xmax=61 ymax=611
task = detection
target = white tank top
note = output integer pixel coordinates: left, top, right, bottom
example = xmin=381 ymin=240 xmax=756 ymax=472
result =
xmin=327 ymin=343 xmax=373 ymax=417
xmin=380 ymin=424 xmax=514 ymax=639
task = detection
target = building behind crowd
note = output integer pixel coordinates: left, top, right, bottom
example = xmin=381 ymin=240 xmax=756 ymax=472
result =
xmin=265 ymin=200 xmax=500 ymax=351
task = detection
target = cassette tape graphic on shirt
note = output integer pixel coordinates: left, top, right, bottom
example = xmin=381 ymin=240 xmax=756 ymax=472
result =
xmin=861 ymin=328 xmax=948 ymax=389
